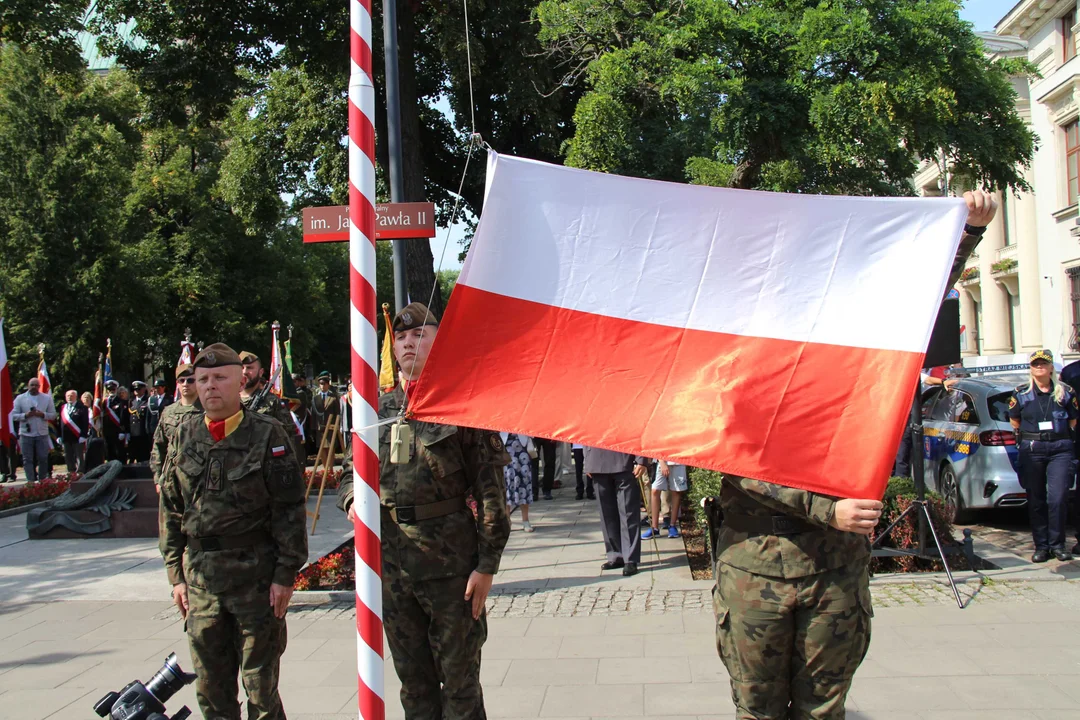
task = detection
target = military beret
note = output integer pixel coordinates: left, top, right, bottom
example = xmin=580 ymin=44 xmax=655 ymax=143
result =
xmin=176 ymin=363 xmax=194 ymax=378
xmin=239 ymin=351 xmax=260 ymax=365
xmin=1030 ymin=349 xmax=1054 ymax=365
xmin=154 ymin=379 xmax=167 ymax=388
xmin=193 ymin=342 xmax=242 ymax=368
xmin=392 ymin=302 xmax=439 ymax=333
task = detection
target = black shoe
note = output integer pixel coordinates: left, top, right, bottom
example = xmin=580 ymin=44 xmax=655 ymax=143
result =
xmin=543 ymin=492 xmax=553 ymax=500
xmin=586 ymin=493 xmax=595 ymax=500
xmin=601 ymin=559 xmax=625 ymax=570
xmin=1032 ymin=550 xmax=1051 ymax=563
xmin=622 ymin=562 xmax=638 ymax=577
xmin=1052 ymin=549 xmax=1074 ymax=562
xmin=575 ymin=493 xmax=584 ymax=500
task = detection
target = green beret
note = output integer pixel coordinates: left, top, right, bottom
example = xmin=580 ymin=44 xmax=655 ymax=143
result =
xmin=193 ymin=342 xmax=242 ymax=369
xmin=239 ymin=351 xmax=260 ymax=365
xmin=392 ymin=302 xmax=439 ymax=333
xmin=176 ymin=363 xmax=194 ymax=378
xmin=1030 ymin=349 xmax=1054 ymax=365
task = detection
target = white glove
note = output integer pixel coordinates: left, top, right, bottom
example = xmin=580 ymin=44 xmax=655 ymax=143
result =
xmin=78 ymin=438 xmax=86 ymax=445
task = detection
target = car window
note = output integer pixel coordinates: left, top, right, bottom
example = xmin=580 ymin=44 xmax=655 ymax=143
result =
xmin=926 ymin=390 xmax=952 ymax=422
xmin=921 ymin=387 xmax=943 ymax=420
xmin=987 ymin=392 xmax=1013 ymax=423
xmin=947 ymin=391 xmax=980 ymax=424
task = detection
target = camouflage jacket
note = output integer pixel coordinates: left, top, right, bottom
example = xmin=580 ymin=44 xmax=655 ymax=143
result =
xmin=150 ymin=400 xmax=203 ymax=486
xmin=243 ymin=389 xmax=304 ymax=456
xmin=158 ymin=410 xmax=307 ymax=592
xmin=337 ymin=387 xmax=511 ymax=580
xmin=715 ymin=231 xmax=984 ymax=579
xmin=715 ymin=475 xmax=869 ymax=578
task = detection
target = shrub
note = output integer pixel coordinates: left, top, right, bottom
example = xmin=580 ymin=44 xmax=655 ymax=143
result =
xmin=687 ymin=467 xmax=724 ymax=527
xmin=871 ymin=476 xmax=966 ymax=573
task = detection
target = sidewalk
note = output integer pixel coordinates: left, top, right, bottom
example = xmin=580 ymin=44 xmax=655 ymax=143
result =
xmin=2 ymin=483 xmax=1080 ymax=719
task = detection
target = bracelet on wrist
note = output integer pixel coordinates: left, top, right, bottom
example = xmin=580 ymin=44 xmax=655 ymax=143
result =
xmin=964 ymin=223 xmax=987 ymax=236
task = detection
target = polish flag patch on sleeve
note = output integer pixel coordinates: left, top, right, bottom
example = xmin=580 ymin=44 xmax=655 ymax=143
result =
xmin=271 ymin=445 xmax=287 ymax=457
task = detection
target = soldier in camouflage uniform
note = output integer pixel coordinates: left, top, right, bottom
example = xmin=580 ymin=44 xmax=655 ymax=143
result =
xmin=712 ymin=190 xmax=998 ymax=719
xmin=240 ymin=351 xmax=305 ymax=459
xmin=337 ymin=302 xmax=511 ymax=720
xmin=159 ymin=343 xmax=307 ymax=720
xmin=150 ymin=363 xmax=202 ymax=490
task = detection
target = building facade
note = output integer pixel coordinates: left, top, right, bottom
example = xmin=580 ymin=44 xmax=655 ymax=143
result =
xmin=920 ymin=3 xmax=1080 ymax=364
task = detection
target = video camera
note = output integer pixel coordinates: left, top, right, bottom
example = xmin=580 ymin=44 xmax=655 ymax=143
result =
xmin=93 ymin=653 xmax=196 ymax=720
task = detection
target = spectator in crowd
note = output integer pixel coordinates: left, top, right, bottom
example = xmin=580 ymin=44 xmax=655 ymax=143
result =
xmin=0 ymin=408 xmax=17 ymax=483
xmin=292 ymin=373 xmax=315 ymax=456
xmin=59 ymin=389 xmax=89 ymax=473
xmin=80 ymin=391 xmax=96 ymax=437
xmin=146 ymin=379 xmax=172 ymax=441
xmin=531 ymin=437 xmax=557 ymax=500
xmin=103 ymin=381 xmax=129 ymax=463
xmin=311 ymin=371 xmax=339 ymax=443
xmin=11 ymin=377 xmax=56 ymax=483
xmin=503 ymin=433 xmax=535 ymax=532
xmin=573 ymin=442 xmax=592 ymax=500
xmin=642 ymin=459 xmax=686 ymax=539
xmin=584 ymin=447 xmax=647 ymax=576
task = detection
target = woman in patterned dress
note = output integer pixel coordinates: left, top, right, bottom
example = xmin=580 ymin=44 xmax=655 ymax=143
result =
xmin=502 ymin=432 xmax=535 ymax=532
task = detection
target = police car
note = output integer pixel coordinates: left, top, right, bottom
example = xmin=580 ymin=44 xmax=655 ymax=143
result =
xmin=919 ymin=372 xmax=1031 ymax=523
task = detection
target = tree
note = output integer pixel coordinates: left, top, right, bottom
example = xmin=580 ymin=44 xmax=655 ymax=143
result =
xmin=537 ymin=0 xmax=1035 ymax=194
xmin=0 ymin=45 xmax=141 ymax=391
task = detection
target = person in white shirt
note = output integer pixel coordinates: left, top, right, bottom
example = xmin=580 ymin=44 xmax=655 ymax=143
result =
xmin=11 ymin=377 xmax=56 ymax=483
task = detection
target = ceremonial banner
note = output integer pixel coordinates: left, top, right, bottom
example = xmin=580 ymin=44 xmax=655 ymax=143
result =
xmin=37 ymin=353 xmax=51 ymax=395
xmin=407 ymin=153 xmax=968 ymax=499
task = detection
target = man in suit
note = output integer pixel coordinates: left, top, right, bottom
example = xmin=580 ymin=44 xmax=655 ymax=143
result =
xmin=103 ymin=380 xmax=129 ymax=463
xmin=311 ymin=371 xmax=339 ymax=446
xmin=59 ymin=389 xmax=90 ymax=473
xmin=583 ymin=447 xmax=649 ymax=576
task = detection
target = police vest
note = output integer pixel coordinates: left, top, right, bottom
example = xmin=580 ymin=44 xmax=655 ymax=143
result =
xmin=1015 ymin=383 xmax=1075 ymax=436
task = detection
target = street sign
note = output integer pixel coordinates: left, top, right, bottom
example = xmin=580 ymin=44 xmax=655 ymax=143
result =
xmin=302 ymin=202 xmax=436 ymax=243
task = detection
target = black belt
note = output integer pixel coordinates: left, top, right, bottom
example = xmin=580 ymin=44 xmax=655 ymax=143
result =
xmin=382 ymin=496 xmax=467 ymax=525
xmin=187 ymin=529 xmax=270 ymax=552
xmin=1019 ymin=432 xmax=1071 ymax=442
xmin=722 ymin=513 xmax=815 ymax=536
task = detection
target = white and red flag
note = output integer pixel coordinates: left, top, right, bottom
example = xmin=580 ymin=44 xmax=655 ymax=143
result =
xmin=37 ymin=351 xmax=51 ymax=395
xmin=0 ymin=318 xmax=12 ymax=447
xmin=407 ymin=153 xmax=968 ymax=499
xmin=174 ymin=337 xmax=195 ymax=400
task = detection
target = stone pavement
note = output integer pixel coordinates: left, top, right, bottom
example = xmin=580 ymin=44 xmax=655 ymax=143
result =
xmin=3 ymin=484 xmax=1080 ymax=719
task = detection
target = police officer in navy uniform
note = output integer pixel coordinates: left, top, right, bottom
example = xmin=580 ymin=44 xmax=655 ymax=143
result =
xmin=1009 ymin=349 xmax=1079 ymax=563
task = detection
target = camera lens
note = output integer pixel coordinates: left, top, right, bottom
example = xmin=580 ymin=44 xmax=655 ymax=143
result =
xmin=145 ymin=653 xmax=197 ymax=703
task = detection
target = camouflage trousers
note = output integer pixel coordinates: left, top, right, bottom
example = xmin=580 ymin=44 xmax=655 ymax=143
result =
xmin=712 ymin=562 xmax=872 ymax=719
xmin=385 ymin=567 xmax=488 ymax=720
xmin=186 ymin=584 xmax=288 ymax=720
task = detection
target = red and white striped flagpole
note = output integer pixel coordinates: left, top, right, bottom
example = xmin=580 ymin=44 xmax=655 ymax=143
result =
xmin=348 ymin=1 xmax=383 ymax=719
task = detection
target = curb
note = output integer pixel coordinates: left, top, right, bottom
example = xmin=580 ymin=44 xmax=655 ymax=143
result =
xmin=293 ymin=590 xmax=354 ymax=604
xmin=0 ymin=500 xmax=50 ymax=519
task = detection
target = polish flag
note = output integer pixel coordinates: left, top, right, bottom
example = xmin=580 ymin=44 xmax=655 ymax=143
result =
xmin=0 ymin=319 xmax=12 ymax=447
xmin=37 ymin=356 xmax=51 ymax=396
xmin=407 ymin=153 xmax=968 ymax=499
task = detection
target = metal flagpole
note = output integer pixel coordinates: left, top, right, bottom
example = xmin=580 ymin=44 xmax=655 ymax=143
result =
xmin=348 ymin=0 xmax=384 ymax=718
xmin=383 ymin=0 xmax=409 ymax=312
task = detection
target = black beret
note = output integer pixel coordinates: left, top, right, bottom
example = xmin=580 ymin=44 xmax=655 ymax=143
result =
xmin=392 ymin=302 xmax=439 ymax=333
xmin=193 ymin=342 xmax=242 ymax=368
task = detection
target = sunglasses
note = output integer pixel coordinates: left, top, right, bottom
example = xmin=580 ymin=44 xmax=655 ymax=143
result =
xmin=177 ymin=378 xmax=196 ymax=385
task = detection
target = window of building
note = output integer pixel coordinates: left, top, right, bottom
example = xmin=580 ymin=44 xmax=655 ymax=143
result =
xmin=1066 ymin=10 xmax=1077 ymax=62
xmin=1067 ymin=120 xmax=1080 ymax=206
xmin=1069 ymin=267 xmax=1080 ymax=351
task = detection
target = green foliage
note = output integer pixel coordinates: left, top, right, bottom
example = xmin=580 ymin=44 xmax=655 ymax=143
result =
xmin=438 ymin=269 xmax=460 ymax=309
xmin=687 ymin=467 xmax=724 ymax=528
xmin=872 ymin=476 xmax=967 ymax=574
xmin=538 ymin=0 xmax=1035 ymax=194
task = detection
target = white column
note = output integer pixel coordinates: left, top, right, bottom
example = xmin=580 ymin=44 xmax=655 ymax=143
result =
xmin=978 ymin=192 xmax=1014 ymax=355
xmin=959 ymin=287 xmax=979 ymax=356
xmin=1013 ymin=179 xmax=1043 ymax=350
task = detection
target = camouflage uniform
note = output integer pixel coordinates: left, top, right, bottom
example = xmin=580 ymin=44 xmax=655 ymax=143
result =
xmin=337 ymin=385 xmax=511 ymax=720
xmin=242 ymin=389 xmax=305 ymax=460
xmin=712 ymin=229 xmax=986 ymax=718
xmin=150 ymin=400 xmax=202 ymax=487
xmin=713 ymin=476 xmax=871 ymax=718
xmin=159 ymin=408 xmax=307 ymax=720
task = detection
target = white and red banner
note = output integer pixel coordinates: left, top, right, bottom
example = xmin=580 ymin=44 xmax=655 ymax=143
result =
xmin=408 ymin=153 xmax=968 ymax=499
xmin=61 ymin=403 xmax=81 ymax=439
xmin=37 ymin=356 xmax=51 ymax=395
xmin=0 ymin=319 xmax=12 ymax=447
xmin=174 ymin=339 xmax=195 ymax=400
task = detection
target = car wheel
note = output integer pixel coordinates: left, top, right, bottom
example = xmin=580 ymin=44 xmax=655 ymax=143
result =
xmin=939 ymin=464 xmax=972 ymax=525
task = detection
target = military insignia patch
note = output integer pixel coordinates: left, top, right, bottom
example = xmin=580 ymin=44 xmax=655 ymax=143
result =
xmin=1009 ymin=397 xmax=1018 ymax=409
xmin=401 ymin=311 xmax=413 ymax=326
xmin=271 ymin=445 xmax=287 ymax=457
xmin=488 ymin=435 xmax=503 ymax=452
xmin=207 ymin=459 xmax=222 ymax=492
xmin=205 ymin=351 xmax=216 ymax=365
